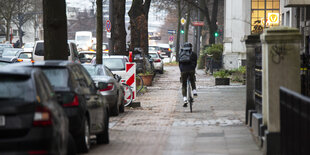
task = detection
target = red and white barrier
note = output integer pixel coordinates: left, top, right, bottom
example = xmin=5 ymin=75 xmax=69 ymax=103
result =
xmin=125 ymin=62 xmax=136 ymax=100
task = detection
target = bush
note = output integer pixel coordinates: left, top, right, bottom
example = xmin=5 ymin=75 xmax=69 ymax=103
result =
xmin=213 ymin=69 xmax=230 ymax=78
xmin=230 ymin=66 xmax=246 ymax=82
xmin=197 ymin=44 xmax=223 ymax=70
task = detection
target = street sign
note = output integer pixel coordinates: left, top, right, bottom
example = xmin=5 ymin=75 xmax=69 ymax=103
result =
xmin=106 ymin=20 xmax=111 ymax=32
xmin=268 ymin=13 xmax=279 ymax=24
xmin=169 ymin=36 xmax=174 ymax=42
xmin=168 ymin=30 xmax=176 ymax=34
xmin=181 ymin=17 xmax=186 ymax=25
xmin=192 ymin=21 xmax=204 ymax=26
xmin=107 ymin=32 xmax=111 ymax=38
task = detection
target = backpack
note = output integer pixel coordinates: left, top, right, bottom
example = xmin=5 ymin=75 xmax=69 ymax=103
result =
xmin=179 ymin=48 xmax=192 ymax=63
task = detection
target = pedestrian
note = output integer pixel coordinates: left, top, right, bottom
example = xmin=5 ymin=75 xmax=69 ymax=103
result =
xmin=14 ymin=40 xmax=20 ymax=48
xmin=179 ymin=42 xmax=198 ymax=107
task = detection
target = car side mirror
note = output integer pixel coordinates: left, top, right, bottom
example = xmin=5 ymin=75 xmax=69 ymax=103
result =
xmin=113 ymin=74 xmax=122 ymax=82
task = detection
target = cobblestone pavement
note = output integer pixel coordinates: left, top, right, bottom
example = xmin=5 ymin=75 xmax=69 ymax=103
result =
xmin=84 ymin=66 xmax=262 ymax=155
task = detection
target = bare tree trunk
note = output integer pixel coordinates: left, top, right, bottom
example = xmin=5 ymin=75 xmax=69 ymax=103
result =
xmin=96 ymin=0 xmax=103 ymax=64
xmin=113 ymin=0 xmax=127 ymax=55
xmin=43 ymin=0 xmax=68 ymax=60
xmin=184 ymin=5 xmax=191 ymax=42
xmin=5 ymin=21 xmax=10 ymax=42
xmin=175 ymin=0 xmax=181 ymax=62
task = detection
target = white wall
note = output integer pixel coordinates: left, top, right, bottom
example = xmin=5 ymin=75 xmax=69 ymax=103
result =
xmin=223 ymin=0 xmax=251 ymax=69
xmin=280 ymin=0 xmax=297 ymax=28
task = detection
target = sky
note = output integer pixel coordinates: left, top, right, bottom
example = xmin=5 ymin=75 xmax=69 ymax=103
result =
xmin=66 ymin=0 xmax=93 ymax=9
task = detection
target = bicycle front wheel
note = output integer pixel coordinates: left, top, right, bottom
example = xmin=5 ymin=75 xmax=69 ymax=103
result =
xmin=122 ymin=83 xmax=133 ymax=106
xmin=136 ymin=74 xmax=144 ymax=93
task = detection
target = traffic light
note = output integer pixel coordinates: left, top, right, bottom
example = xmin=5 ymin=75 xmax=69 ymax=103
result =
xmin=181 ymin=29 xmax=184 ymax=34
xmin=214 ymin=32 xmax=219 ymax=37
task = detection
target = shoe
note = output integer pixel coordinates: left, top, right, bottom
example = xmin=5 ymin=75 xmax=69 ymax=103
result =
xmin=193 ymin=89 xmax=198 ymax=96
xmin=183 ymin=102 xmax=188 ymax=107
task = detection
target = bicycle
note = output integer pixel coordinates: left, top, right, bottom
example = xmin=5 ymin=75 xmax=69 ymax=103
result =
xmin=121 ymin=83 xmax=133 ymax=106
xmin=187 ymin=77 xmax=194 ymax=113
xmin=136 ymin=74 xmax=144 ymax=93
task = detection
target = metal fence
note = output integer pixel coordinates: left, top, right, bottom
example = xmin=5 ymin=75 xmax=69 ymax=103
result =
xmin=255 ymin=46 xmax=262 ymax=113
xmin=280 ymin=87 xmax=310 ymax=155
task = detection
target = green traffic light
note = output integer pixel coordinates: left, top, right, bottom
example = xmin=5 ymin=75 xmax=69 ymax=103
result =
xmin=214 ymin=32 xmax=219 ymax=37
xmin=181 ymin=30 xmax=184 ymax=34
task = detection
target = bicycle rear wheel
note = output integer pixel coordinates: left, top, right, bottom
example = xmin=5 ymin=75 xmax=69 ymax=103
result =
xmin=122 ymin=83 xmax=133 ymax=106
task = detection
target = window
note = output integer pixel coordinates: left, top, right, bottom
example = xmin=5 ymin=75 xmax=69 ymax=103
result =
xmin=251 ymin=0 xmax=280 ymax=34
xmin=286 ymin=11 xmax=290 ymax=26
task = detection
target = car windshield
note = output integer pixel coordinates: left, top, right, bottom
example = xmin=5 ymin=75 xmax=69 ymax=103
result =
xmin=80 ymin=53 xmax=96 ymax=59
xmin=103 ymin=58 xmax=125 ymax=71
xmin=83 ymin=65 xmax=106 ymax=76
xmin=0 ymin=75 xmax=34 ymax=101
xmin=42 ymin=68 xmax=69 ymax=87
xmin=149 ymin=53 xmax=158 ymax=58
xmin=77 ymin=36 xmax=91 ymax=41
xmin=149 ymin=46 xmax=159 ymax=51
xmin=19 ymin=52 xmax=32 ymax=59
xmin=2 ymin=50 xmax=20 ymax=56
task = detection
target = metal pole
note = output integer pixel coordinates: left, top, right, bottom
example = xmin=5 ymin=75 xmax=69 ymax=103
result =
xmin=108 ymin=0 xmax=114 ymax=54
xmin=197 ymin=6 xmax=201 ymax=57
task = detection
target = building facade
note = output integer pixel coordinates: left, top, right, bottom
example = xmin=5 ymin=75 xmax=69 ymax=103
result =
xmin=223 ymin=0 xmax=281 ymax=69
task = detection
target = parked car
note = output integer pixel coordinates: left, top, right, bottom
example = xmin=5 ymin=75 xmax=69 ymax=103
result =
xmin=0 ymin=44 xmax=13 ymax=57
xmin=83 ymin=64 xmax=125 ymax=116
xmin=90 ymin=43 xmax=109 ymax=52
xmin=78 ymin=51 xmax=97 ymax=64
xmin=17 ymin=51 xmax=32 ymax=62
xmin=32 ymin=40 xmax=80 ymax=63
xmin=11 ymin=61 xmax=110 ymax=153
xmin=158 ymin=44 xmax=172 ymax=57
xmin=0 ymin=57 xmax=18 ymax=67
xmin=1 ymin=48 xmax=23 ymax=59
xmin=22 ymin=42 xmax=34 ymax=52
xmin=149 ymin=46 xmax=161 ymax=54
xmin=134 ymin=52 xmax=155 ymax=74
xmin=149 ymin=51 xmax=164 ymax=74
xmin=91 ymin=55 xmax=129 ymax=80
xmin=0 ymin=67 xmax=69 ymax=154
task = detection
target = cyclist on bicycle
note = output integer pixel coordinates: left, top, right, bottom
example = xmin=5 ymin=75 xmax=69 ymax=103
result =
xmin=179 ymin=42 xmax=198 ymax=107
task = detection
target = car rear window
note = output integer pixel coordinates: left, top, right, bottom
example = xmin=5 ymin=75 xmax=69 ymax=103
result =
xmin=103 ymin=58 xmax=125 ymax=71
xmin=0 ymin=75 xmax=35 ymax=101
xmin=80 ymin=53 xmax=96 ymax=59
xmin=83 ymin=65 xmax=106 ymax=76
xmin=42 ymin=68 xmax=69 ymax=87
xmin=149 ymin=53 xmax=158 ymax=58
xmin=19 ymin=52 xmax=32 ymax=59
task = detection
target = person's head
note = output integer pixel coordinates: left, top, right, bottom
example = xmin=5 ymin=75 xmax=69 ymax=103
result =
xmin=183 ymin=42 xmax=192 ymax=51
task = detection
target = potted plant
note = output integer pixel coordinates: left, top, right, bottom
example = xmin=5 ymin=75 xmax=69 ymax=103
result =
xmin=139 ymin=71 xmax=153 ymax=86
xmin=213 ymin=69 xmax=230 ymax=85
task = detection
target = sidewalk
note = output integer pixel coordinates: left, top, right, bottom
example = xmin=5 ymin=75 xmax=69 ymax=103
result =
xmin=163 ymin=68 xmax=262 ymax=155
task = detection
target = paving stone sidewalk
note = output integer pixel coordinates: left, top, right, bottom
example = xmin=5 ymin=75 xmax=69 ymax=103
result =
xmin=85 ymin=66 xmax=262 ymax=155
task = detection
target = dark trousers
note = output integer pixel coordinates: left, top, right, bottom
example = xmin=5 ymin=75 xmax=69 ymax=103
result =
xmin=181 ymin=71 xmax=196 ymax=97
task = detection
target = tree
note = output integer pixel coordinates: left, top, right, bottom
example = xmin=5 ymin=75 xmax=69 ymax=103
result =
xmin=43 ymin=0 xmax=68 ymax=60
xmin=184 ymin=0 xmax=219 ymax=45
xmin=128 ymin=0 xmax=151 ymax=56
xmin=12 ymin=0 xmax=36 ymax=47
xmin=96 ymin=0 xmax=103 ymax=64
xmin=113 ymin=0 xmax=127 ymax=55
xmin=0 ymin=0 xmax=19 ymax=42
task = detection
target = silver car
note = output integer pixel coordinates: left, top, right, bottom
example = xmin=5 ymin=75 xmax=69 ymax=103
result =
xmin=1 ymin=48 xmax=23 ymax=59
xmin=83 ymin=64 xmax=125 ymax=116
xmin=149 ymin=51 xmax=164 ymax=74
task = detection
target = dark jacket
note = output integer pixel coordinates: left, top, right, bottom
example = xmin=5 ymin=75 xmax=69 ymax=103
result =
xmin=179 ymin=51 xmax=197 ymax=72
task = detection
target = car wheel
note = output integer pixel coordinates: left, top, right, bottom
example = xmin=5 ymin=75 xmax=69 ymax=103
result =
xmin=110 ymin=102 xmax=119 ymax=116
xmin=76 ymin=118 xmax=91 ymax=153
xmin=159 ymin=68 xmax=164 ymax=74
xmin=97 ymin=110 xmax=109 ymax=144
xmin=67 ymin=133 xmax=77 ymax=155
xmin=119 ymin=96 xmax=125 ymax=113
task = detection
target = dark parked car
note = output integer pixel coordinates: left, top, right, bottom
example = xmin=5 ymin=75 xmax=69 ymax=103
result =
xmin=134 ymin=52 xmax=155 ymax=74
xmin=83 ymin=64 xmax=125 ymax=116
xmin=11 ymin=61 xmax=110 ymax=153
xmin=0 ymin=67 xmax=69 ymax=154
